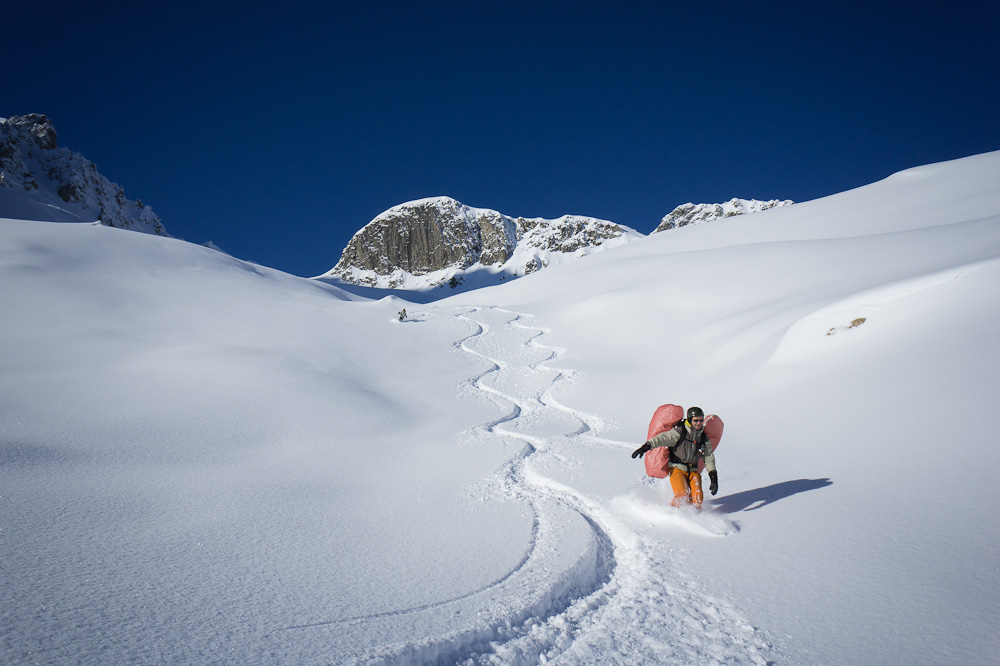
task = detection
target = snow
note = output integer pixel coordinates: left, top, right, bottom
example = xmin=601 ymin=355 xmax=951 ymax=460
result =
xmin=2 ymin=151 xmax=999 ymax=665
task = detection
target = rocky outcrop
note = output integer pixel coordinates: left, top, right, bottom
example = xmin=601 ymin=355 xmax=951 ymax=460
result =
xmin=653 ymin=198 xmax=793 ymax=233
xmin=0 ymin=114 xmax=166 ymax=236
xmin=332 ymin=198 xmax=517 ymax=277
xmin=326 ymin=197 xmax=641 ymax=289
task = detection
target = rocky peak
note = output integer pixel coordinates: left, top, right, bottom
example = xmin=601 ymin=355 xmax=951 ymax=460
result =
xmin=0 ymin=114 xmax=167 ymax=236
xmin=333 ymin=197 xmax=517 ymax=278
xmin=4 ymin=113 xmax=59 ymax=150
xmin=654 ymin=198 xmax=793 ymax=233
xmin=326 ymin=196 xmax=641 ymax=290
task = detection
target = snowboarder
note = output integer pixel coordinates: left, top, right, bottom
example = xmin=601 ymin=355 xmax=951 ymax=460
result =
xmin=631 ymin=406 xmax=719 ymax=508
xmin=398 ymin=308 xmax=407 ymax=322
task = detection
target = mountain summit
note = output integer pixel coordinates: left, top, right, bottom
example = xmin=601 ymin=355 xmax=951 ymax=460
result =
xmin=654 ymin=198 xmax=793 ymax=232
xmin=324 ymin=196 xmax=643 ymax=290
xmin=0 ymin=114 xmax=166 ymax=235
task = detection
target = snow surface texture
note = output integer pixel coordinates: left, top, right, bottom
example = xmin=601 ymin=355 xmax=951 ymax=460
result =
xmin=2 ymin=151 xmax=1000 ymax=665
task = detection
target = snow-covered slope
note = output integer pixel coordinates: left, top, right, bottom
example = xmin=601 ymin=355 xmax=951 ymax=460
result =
xmin=653 ymin=198 xmax=794 ymax=232
xmin=2 ymin=151 xmax=998 ymax=666
xmin=0 ymin=114 xmax=166 ymax=235
xmin=444 ymin=150 xmax=1000 ymax=665
xmin=323 ymin=196 xmax=644 ymax=291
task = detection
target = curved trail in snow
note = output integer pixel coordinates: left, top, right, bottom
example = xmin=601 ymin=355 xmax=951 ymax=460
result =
xmin=369 ymin=305 xmax=772 ymax=666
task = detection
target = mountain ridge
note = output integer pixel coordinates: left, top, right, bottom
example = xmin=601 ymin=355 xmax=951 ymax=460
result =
xmin=1 ymin=114 xmax=794 ymax=286
xmin=654 ymin=198 xmax=794 ymax=232
xmin=322 ymin=195 xmax=797 ymax=291
xmin=0 ymin=114 xmax=166 ymax=236
xmin=322 ymin=196 xmax=644 ymax=290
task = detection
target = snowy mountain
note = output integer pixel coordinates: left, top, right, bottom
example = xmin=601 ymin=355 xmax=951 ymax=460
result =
xmin=0 ymin=114 xmax=166 ymax=235
xmin=2 ymin=151 xmax=999 ymax=666
xmin=323 ymin=196 xmax=643 ymax=290
xmin=653 ymin=197 xmax=793 ymax=232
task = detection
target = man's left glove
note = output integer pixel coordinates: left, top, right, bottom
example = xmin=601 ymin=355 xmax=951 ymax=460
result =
xmin=631 ymin=442 xmax=652 ymax=459
xmin=708 ymin=470 xmax=719 ymax=495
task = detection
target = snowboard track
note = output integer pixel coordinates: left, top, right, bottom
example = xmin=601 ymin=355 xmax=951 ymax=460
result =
xmin=364 ymin=306 xmax=774 ymax=666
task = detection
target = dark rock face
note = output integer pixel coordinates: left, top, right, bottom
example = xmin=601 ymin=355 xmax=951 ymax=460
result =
xmin=327 ymin=197 xmax=633 ymax=288
xmin=0 ymin=114 xmax=167 ymax=236
xmin=334 ymin=198 xmax=516 ymax=276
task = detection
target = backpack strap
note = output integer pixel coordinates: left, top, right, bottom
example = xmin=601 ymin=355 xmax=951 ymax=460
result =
xmin=672 ymin=422 xmax=686 ymax=441
xmin=667 ymin=423 xmax=686 ymax=466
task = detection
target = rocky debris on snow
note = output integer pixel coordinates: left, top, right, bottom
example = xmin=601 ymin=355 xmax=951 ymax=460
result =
xmin=826 ymin=317 xmax=867 ymax=336
xmin=653 ymin=198 xmax=794 ymax=233
xmin=326 ymin=196 xmax=642 ymax=289
xmin=0 ymin=114 xmax=166 ymax=236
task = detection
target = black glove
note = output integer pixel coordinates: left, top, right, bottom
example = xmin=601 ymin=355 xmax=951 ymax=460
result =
xmin=708 ymin=470 xmax=719 ymax=496
xmin=631 ymin=442 xmax=652 ymax=459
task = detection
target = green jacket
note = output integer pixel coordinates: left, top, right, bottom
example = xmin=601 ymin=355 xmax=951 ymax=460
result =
xmin=646 ymin=421 xmax=716 ymax=474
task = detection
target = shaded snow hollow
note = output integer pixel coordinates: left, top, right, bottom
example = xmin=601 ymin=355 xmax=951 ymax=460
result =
xmin=2 ymin=151 xmax=999 ymax=665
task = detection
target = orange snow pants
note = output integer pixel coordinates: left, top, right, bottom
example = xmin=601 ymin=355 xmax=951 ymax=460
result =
xmin=669 ymin=467 xmax=703 ymax=508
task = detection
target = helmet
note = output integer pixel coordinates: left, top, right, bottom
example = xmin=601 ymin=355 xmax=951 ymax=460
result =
xmin=686 ymin=406 xmax=704 ymax=421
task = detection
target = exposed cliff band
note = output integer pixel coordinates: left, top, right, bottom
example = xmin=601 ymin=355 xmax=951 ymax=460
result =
xmin=327 ymin=197 xmax=639 ymax=289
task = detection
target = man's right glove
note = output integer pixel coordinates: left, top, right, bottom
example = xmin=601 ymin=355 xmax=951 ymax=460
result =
xmin=631 ymin=442 xmax=652 ymax=459
xmin=708 ymin=470 xmax=719 ymax=495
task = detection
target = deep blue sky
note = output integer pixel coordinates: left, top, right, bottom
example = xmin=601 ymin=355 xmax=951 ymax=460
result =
xmin=8 ymin=1 xmax=1000 ymax=277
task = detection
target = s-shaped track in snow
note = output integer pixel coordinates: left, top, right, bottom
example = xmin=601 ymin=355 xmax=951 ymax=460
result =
xmin=372 ymin=305 xmax=773 ymax=666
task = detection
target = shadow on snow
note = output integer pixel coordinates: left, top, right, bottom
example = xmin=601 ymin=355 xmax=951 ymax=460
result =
xmin=712 ymin=478 xmax=833 ymax=513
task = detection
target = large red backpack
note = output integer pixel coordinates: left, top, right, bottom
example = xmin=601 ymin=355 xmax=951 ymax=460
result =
xmin=644 ymin=404 xmax=724 ymax=478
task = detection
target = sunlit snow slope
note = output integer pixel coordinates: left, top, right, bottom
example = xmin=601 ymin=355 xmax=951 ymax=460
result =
xmin=2 ymin=151 xmax=999 ymax=666
xmin=444 ymin=150 xmax=1000 ymax=665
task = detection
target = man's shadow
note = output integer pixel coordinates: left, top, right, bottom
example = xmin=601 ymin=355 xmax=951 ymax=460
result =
xmin=713 ymin=478 xmax=833 ymax=513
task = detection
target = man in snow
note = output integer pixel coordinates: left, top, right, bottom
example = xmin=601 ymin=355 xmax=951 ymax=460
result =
xmin=631 ymin=406 xmax=718 ymax=508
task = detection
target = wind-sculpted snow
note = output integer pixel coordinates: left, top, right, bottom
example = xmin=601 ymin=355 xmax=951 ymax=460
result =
xmin=362 ymin=306 xmax=771 ymax=665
